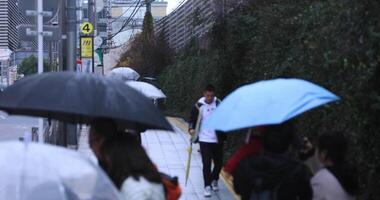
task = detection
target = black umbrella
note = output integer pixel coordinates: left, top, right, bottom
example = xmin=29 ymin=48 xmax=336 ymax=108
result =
xmin=0 ymin=72 xmax=172 ymax=131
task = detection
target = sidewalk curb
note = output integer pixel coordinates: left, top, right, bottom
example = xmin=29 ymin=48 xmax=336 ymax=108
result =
xmin=167 ymin=117 xmax=240 ymax=200
xmin=166 ymin=117 xmax=188 ymax=133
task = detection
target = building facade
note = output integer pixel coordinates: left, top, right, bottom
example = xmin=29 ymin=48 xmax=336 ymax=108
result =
xmin=0 ymin=0 xmax=19 ymax=51
xmin=154 ymin=0 xmax=219 ymax=52
xmin=155 ymin=0 xmax=241 ymax=52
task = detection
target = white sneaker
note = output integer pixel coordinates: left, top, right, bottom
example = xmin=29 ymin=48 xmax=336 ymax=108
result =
xmin=204 ymin=186 xmax=212 ymax=197
xmin=211 ymin=180 xmax=219 ymax=191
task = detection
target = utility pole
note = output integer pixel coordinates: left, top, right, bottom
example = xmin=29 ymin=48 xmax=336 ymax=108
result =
xmin=65 ymin=0 xmax=78 ymax=149
xmin=53 ymin=0 xmax=78 ymax=148
xmin=105 ymin=0 xmax=113 ymax=53
xmin=57 ymin=0 xmax=65 ymax=72
xmin=87 ymin=0 xmax=96 ymax=73
xmin=88 ymin=0 xmax=96 ymax=31
xmin=37 ymin=0 xmax=44 ymax=143
xmin=66 ymin=0 xmax=77 ymax=71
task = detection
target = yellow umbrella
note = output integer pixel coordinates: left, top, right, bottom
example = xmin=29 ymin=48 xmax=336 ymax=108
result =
xmin=184 ymin=142 xmax=193 ymax=186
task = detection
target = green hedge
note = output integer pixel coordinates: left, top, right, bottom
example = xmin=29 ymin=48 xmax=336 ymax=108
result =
xmin=159 ymin=1 xmax=380 ymax=198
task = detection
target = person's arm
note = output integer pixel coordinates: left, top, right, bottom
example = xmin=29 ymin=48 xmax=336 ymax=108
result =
xmin=224 ymin=139 xmax=262 ymax=175
xmin=188 ymin=104 xmax=199 ymax=135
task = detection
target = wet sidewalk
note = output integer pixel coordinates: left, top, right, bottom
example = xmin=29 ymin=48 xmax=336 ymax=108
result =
xmin=78 ymin=118 xmax=236 ymax=200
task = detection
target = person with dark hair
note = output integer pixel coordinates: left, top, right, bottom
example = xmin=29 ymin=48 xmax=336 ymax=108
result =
xmin=311 ymin=132 xmax=358 ymax=200
xmin=233 ymin=122 xmax=313 ymax=200
xmin=89 ymin=119 xmax=165 ymax=200
xmin=100 ymin=133 xmax=165 ymax=200
xmin=188 ymin=84 xmax=226 ymax=197
xmin=89 ymin=118 xmax=118 ymax=165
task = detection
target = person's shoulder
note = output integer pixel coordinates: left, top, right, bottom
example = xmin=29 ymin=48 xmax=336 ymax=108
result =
xmin=122 ymin=176 xmax=158 ymax=190
xmin=196 ymin=102 xmax=203 ymax=107
xmin=311 ymin=168 xmax=337 ymax=185
xmin=121 ymin=177 xmax=165 ymax=199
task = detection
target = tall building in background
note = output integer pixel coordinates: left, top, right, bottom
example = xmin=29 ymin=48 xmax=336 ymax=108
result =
xmin=0 ymin=0 xmax=20 ymax=85
xmin=0 ymin=0 xmax=19 ymax=51
xmin=155 ymin=0 xmax=239 ymax=52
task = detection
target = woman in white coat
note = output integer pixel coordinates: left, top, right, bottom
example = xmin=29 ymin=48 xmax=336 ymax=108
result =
xmin=99 ymin=132 xmax=165 ymax=200
xmin=311 ymin=132 xmax=358 ymax=200
xmin=89 ymin=119 xmax=165 ymax=200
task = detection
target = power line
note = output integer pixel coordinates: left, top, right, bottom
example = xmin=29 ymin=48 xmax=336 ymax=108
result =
xmin=109 ymin=0 xmax=143 ymax=39
xmin=169 ymin=0 xmax=187 ymax=15
xmin=157 ymin=0 xmax=187 ymax=22
xmin=100 ymin=0 xmax=144 ymax=48
xmin=109 ymin=0 xmax=135 ymax=23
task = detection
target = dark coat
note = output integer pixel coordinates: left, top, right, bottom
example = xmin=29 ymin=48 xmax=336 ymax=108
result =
xmin=233 ymin=151 xmax=313 ymax=200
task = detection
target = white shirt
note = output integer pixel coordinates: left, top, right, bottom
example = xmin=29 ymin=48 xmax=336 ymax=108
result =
xmin=311 ymin=168 xmax=355 ymax=200
xmin=198 ymin=97 xmax=218 ymax=143
xmin=120 ymin=176 xmax=165 ymax=200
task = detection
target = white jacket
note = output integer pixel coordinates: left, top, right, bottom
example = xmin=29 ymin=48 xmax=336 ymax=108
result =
xmin=197 ymin=97 xmax=218 ymax=143
xmin=311 ymin=169 xmax=355 ymax=200
xmin=120 ymin=176 xmax=165 ymax=200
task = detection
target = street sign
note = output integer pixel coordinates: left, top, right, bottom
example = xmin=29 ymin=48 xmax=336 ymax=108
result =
xmin=80 ymin=22 xmax=94 ymax=35
xmin=80 ymin=37 xmax=93 ymax=58
xmin=94 ymin=36 xmax=103 ymax=49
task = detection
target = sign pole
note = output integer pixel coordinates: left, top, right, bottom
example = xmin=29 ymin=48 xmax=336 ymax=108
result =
xmin=80 ymin=22 xmax=94 ymax=73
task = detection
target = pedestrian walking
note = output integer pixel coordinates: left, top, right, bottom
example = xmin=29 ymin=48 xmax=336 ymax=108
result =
xmin=100 ymin=133 xmax=166 ymax=200
xmin=233 ymin=122 xmax=313 ymax=200
xmin=188 ymin=84 xmax=226 ymax=197
xmin=311 ymin=132 xmax=358 ymax=200
xmin=89 ymin=119 xmax=165 ymax=200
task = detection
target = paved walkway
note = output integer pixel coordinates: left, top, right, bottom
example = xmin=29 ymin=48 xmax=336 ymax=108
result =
xmin=77 ymin=118 xmax=236 ymax=200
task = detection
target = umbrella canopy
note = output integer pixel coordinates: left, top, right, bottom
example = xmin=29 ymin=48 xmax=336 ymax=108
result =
xmin=203 ymin=78 xmax=340 ymax=132
xmin=0 ymin=141 xmax=121 ymax=200
xmin=126 ymin=81 xmax=166 ymax=99
xmin=108 ymin=67 xmax=140 ymax=81
xmin=0 ymin=72 xmax=172 ymax=131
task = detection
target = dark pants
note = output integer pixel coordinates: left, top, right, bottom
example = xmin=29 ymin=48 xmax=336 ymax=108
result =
xmin=199 ymin=142 xmax=224 ymax=187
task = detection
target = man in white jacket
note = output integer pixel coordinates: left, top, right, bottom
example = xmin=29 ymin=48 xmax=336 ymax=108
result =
xmin=188 ymin=84 xmax=225 ymax=197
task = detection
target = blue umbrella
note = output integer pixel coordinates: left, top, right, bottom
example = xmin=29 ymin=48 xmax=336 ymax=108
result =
xmin=202 ymin=78 xmax=340 ymax=132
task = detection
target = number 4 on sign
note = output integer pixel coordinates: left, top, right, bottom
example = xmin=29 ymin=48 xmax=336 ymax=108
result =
xmin=80 ymin=22 xmax=93 ymax=34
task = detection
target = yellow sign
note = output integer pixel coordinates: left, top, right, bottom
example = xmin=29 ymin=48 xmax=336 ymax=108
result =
xmin=80 ymin=37 xmax=93 ymax=58
xmin=80 ymin=22 xmax=94 ymax=34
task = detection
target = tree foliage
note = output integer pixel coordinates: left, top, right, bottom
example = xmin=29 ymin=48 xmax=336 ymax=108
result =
xmin=18 ymin=55 xmax=52 ymax=76
xmin=118 ymin=11 xmax=173 ymax=77
xmin=159 ymin=1 xmax=380 ymax=198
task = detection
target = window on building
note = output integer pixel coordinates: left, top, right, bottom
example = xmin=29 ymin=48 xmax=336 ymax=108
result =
xmin=83 ymin=8 xmax=89 ymax=18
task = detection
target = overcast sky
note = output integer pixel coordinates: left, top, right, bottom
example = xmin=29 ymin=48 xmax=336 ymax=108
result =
xmin=165 ymin=0 xmax=183 ymax=13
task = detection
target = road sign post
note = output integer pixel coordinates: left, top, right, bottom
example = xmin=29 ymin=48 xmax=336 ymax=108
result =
xmin=80 ymin=36 xmax=94 ymax=73
xmin=80 ymin=22 xmax=94 ymax=73
xmin=80 ymin=22 xmax=94 ymax=35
